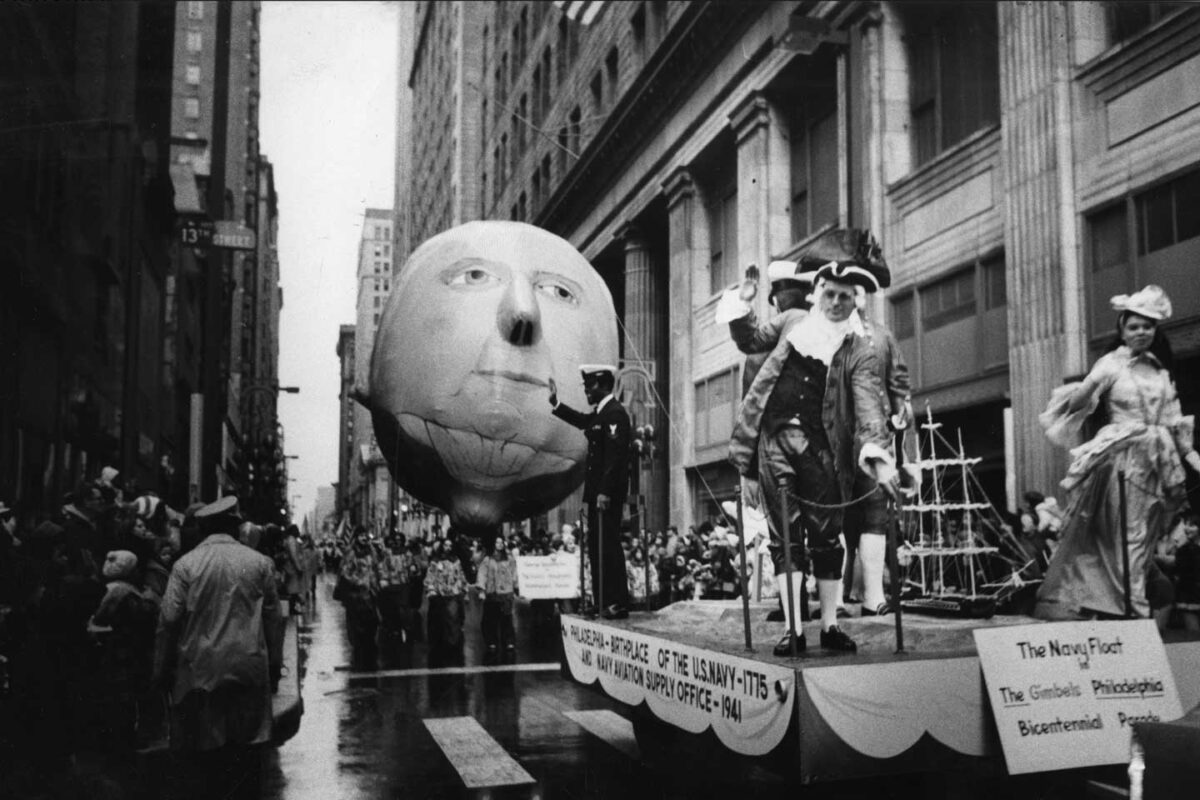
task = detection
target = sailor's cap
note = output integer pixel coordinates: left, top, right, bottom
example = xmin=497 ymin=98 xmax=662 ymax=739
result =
xmin=194 ymin=495 xmax=242 ymax=526
xmin=579 ymin=364 xmax=617 ymax=379
xmin=766 ymin=260 xmax=816 ymax=285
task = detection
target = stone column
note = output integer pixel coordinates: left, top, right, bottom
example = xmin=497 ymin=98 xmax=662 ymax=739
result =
xmin=1000 ymin=2 xmax=1080 ymax=496
xmin=662 ymin=167 xmax=698 ymax=534
xmin=729 ymin=91 xmax=792 ymax=272
xmin=619 ymin=223 xmax=668 ymax=533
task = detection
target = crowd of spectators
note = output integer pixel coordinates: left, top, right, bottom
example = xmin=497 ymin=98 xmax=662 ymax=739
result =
xmin=0 ymin=473 xmax=316 ymax=799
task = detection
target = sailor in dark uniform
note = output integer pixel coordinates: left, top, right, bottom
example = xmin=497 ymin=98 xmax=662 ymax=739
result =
xmin=549 ymin=364 xmax=631 ymax=619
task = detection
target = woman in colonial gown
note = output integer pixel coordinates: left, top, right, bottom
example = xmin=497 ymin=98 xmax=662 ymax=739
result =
xmin=1035 ymin=285 xmax=1200 ymax=620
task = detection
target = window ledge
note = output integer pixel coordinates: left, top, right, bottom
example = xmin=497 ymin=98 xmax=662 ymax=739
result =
xmin=886 ymin=125 xmax=1001 ymax=211
xmin=1076 ymin=7 xmax=1200 ymax=102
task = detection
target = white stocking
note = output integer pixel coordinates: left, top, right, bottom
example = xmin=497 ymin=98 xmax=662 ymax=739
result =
xmin=859 ymin=532 xmax=887 ymax=610
xmin=818 ymin=578 xmax=841 ymax=630
xmin=775 ymin=572 xmax=806 ymax=635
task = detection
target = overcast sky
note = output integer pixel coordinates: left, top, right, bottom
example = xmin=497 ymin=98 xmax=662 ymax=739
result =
xmin=260 ymin=1 xmax=398 ymax=524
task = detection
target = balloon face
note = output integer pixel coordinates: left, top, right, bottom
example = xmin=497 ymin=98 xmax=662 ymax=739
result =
xmin=368 ymin=221 xmax=618 ymax=530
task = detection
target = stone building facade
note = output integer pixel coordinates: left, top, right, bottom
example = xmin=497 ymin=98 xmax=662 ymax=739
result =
xmin=403 ymin=1 xmax=1200 ymax=534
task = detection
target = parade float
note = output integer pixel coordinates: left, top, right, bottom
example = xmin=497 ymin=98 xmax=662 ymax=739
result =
xmin=367 ymin=222 xmax=1199 ymax=784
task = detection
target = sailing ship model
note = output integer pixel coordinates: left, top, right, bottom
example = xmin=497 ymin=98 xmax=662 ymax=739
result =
xmin=896 ymin=406 xmax=1040 ymax=618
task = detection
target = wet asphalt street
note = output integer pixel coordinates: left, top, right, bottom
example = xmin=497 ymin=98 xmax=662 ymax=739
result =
xmin=260 ymin=576 xmax=811 ymax=800
xmin=259 ymin=577 xmax=1105 ymax=800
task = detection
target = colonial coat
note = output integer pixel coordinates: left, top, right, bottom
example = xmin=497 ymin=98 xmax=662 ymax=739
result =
xmin=728 ymin=307 xmax=892 ymax=502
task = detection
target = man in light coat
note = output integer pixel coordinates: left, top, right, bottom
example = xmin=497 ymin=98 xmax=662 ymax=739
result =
xmin=154 ymin=496 xmax=282 ymax=800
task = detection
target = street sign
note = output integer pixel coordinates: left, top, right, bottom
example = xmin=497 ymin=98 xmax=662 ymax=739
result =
xmin=212 ymin=221 xmax=256 ymax=250
xmin=178 ymin=217 xmax=214 ymax=247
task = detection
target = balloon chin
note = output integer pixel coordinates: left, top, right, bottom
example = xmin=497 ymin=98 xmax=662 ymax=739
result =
xmin=370 ymin=408 xmax=585 ymax=531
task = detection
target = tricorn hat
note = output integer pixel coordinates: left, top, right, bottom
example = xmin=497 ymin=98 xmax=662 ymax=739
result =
xmin=798 ymin=228 xmax=890 ymax=292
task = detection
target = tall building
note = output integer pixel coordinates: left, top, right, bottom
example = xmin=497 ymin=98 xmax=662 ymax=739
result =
xmin=407 ymin=2 xmax=487 ymax=247
xmin=167 ymin=0 xmax=277 ymax=506
xmin=353 ymin=209 xmax=395 ymax=532
xmin=0 ymin=3 xmax=177 ymax=510
xmin=336 ymin=324 xmax=357 ymax=520
xmin=404 ymin=1 xmax=1200 ymax=533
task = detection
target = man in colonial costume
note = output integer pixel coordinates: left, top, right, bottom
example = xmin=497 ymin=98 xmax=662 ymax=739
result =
xmin=721 ymin=229 xmax=899 ymax=656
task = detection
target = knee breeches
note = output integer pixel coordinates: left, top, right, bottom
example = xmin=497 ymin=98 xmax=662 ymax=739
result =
xmin=757 ymin=426 xmax=844 ymax=579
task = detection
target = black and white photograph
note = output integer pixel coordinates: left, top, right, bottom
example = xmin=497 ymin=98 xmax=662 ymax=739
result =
xmin=1 ymin=2 xmax=1199 ymax=798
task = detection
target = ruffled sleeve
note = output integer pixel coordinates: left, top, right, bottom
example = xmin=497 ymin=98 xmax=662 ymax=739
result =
xmin=1040 ymin=381 xmax=1101 ymax=449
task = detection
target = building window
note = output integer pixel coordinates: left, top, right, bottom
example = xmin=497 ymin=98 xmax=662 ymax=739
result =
xmin=649 ymin=0 xmax=668 ymax=42
xmin=532 ymin=66 xmax=543 ymax=125
xmin=540 ymin=155 xmax=552 ymax=200
xmin=540 ymin=47 xmax=553 ymax=117
xmin=708 ymin=185 xmax=738 ymax=295
xmin=1090 ymin=203 xmax=1128 ymax=274
xmin=383 ymin=243 xmax=390 ymax=256
xmin=187 ymin=1 xmax=204 ymax=20
xmin=906 ymin=2 xmax=999 ymax=167
xmin=591 ymin=72 xmax=603 ymax=111
xmin=186 ymin=31 xmax=202 ymax=52
xmin=184 ymin=97 xmax=201 ymax=118
xmin=1135 ymin=169 xmax=1200 ymax=256
xmin=982 ymin=253 xmax=1006 ymax=310
xmin=374 ymin=296 xmax=380 ymax=308
xmin=517 ymin=191 xmax=527 ymax=221
xmin=789 ymin=103 xmax=839 ymax=242
xmin=695 ymin=368 xmax=738 ymax=450
xmin=1105 ymin=2 xmax=1190 ymax=46
xmin=498 ymin=53 xmax=508 ymax=107
xmin=922 ymin=269 xmax=976 ymax=330
xmin=605 ymin=47 xmax=619 ymax=106
xmin=567 ymin=106 xmax=581 ymax=161
xmin=892 ymin=294 xmax=916 ymax=340
xmin=632 ymin=4 xmax=647 ymax=58
xmin=185 ymin=64 xmax=201 ymax=85
xmin=517 ymin=94 xmax=528 ymax=154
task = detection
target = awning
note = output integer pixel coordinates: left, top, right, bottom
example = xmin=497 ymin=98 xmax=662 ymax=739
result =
xmin=169 ymin=163 xmax=203 ymax=214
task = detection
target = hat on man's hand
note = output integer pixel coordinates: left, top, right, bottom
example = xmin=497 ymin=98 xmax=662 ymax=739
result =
xmin=798 ymin=228 xmax=890 ymax=292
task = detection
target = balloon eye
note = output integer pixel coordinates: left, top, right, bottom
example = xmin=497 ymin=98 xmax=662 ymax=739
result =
xmin=535 ymin=280 xmax=577 ymax=304
xmin=449 ymin=268 xmax=496 ymax=286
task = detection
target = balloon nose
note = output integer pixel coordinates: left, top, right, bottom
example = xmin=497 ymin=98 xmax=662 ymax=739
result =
xmin=498 ymin=275 xmax=541 ymax=347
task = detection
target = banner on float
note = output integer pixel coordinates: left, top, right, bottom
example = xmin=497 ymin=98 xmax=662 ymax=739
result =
xmin=516 ymin=554 xmax=579 ymax=599
xmin=974 ymin=619 xmax=1182 ymax=774
xmin=561 ymin=617 xmax=795 ymax=756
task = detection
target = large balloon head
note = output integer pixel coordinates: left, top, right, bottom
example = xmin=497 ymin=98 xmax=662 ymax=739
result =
xmin=366 ymin=221 xmax=618 ymax=531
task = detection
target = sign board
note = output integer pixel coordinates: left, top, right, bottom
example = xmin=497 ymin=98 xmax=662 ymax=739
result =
xmin=212 ymin=221 xmax=256 ymax=250
xmin=561 ymin=617 xmax=795 ymax=756
xmin=516 ymin=553 xmax=579 ymax=599
xmin=178 ymin=217 xmax=214 ymax=247
xmin=974 ymin=620 xmax=1183 ymax=774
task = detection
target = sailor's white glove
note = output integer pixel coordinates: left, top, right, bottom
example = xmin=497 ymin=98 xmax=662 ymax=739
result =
xmin=715 ymin=285 xmax=753 ymax=324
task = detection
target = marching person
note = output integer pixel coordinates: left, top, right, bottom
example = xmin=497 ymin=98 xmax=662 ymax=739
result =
xmin=153 ymin=496 xmax=282 ymax=800
xmin=549 ymin=364 xmax=632 ymax=619
xmin=723 ymin=228 xmax=899 ymax=656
